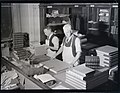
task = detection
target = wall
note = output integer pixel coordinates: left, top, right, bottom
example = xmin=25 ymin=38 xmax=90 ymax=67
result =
xmin=11 ymin=3 xmax=40 ymax=43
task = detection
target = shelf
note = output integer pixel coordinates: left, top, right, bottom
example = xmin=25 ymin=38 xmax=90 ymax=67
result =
xmin=47 ymin=23 xmax=66 ymax=26
xmin=88 ymin=21 xmax=97 ymax=24
xmin=46 ymin=14 xmax=69 ymax=18
xmin=88 ymin=28 xmax=98 ymax=31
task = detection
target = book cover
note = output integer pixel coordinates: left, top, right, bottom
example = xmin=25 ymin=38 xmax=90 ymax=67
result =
xmin=96 ymin=45 xmax=118 ymax=56
xmin=42 ymin=59 xmax=70 ymax=74
xmin=33 ymin=74 xmax=56 ymax=84
xmin=72 ymin=63 xmax=95 ymax=77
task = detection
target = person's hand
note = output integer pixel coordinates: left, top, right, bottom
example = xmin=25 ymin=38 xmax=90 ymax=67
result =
xmin=69 ymin=63 xmax=74 ymax=68
xmin=43 ymin=44 xmax=50 ymax=50
xmin=51 ymin=54 xmax=56 ymax=59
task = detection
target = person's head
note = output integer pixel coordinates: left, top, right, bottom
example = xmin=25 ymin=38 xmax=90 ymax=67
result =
xmin=63 ymin=24 xmax=72 ymax=38
xmin=44 ymin=26 xmax=52 ymax=37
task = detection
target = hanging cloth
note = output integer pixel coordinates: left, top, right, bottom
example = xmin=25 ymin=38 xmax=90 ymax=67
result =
xmin=75 ymin=15 xmax=81 ymax=30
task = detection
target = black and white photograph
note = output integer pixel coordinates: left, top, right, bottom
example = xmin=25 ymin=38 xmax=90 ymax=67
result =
xmin=1 ymin=3 xmax=119 ymax=91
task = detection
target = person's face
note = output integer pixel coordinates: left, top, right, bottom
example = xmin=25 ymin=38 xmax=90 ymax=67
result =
xmin=44 ymin=28 xmax=51 ymax=37
xmin=63 ymin=26 xmax=71 ymax=38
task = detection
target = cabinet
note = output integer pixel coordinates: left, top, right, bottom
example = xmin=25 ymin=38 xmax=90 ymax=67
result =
xmin=110 ymin=4 xmax=118 ymax=47
xmin=87 ymin=4 xmax=111 ymax=35
xmin=87 ymin=3 xmax=118 ymax=47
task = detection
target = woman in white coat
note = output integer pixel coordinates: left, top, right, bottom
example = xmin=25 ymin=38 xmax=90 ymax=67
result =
xmin=53 ymin=24 xmax=82 ymax=67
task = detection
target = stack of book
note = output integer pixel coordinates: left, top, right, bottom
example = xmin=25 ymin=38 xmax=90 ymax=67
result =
xmin=13 ymin=32 xmax=24 ymax=49
xmin=96 ymin=45 xmax=118 ymax=68
xmin=13 ymin=32 xmax=31 ymax=60
xmin=65 ymin=63 xmax=109 ymax=89
xmin=85 ymin=56 xmax=100 ymax=69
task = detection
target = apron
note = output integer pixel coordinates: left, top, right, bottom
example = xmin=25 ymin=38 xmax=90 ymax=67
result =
xmin=62 ymin=36 xmax=79 ymax=66
xmin=46 ymin=39 xmax=56 ymax=58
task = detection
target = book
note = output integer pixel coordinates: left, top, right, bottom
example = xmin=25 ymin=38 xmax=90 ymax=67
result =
xmin=66 ymin=76 xmax=86 ymax=88
xmin=33 ymin=74 xmax=56 ymax=84
xmin=42 ymin=59 xmax=70 ymax=74
xmin=96 ymin=51 xmax=118 ymax=67
xmin=103 ymin=52 xmax=118 ymax=57
xmin=65 ymin=66 xmax=109 ymax=89
xmin=66 ymin=70 xmax=94 ymax=81
xmin=66 ymin=74 xmax=86 ymax=85
xmin=96 ymin=45 xmax=118 ymax=56
xmin=66 ymin=70 xmax=86 ymax=81
xmin=72 ymin=63 xmax=95 ymax=77
xmin=104 ymin=56 xmax=118 ymax=61
xmin=85 ymin=56 xmax=100 ymax=69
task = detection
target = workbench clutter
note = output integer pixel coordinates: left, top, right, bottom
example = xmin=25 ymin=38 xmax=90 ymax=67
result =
xmin=21 ymin=64 xmax=46 ymax=76
xmin=1 ymin=70 xmax=19 ymax=90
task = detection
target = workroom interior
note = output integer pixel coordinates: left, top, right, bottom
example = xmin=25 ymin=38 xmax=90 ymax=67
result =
xmin=1 ymin=3 xmax=119 ymax=90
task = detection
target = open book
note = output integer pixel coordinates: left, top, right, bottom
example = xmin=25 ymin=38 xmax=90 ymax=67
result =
xmin=34 ymin=74 xmax=56 ymax=84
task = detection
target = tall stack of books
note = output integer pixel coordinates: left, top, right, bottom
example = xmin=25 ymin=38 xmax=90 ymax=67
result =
xmin=96 ymin=45 xmax=118 ymax=68
xmin=13 ymin=32 xmax=31 ymax=60
xmin=65 ymin=63 xmax=109 ymax=89
xmin=13 ymin=32 xmax=24 ymax=49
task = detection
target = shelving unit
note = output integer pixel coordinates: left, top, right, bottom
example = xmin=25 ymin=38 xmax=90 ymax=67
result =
xmin=44 ymin=6 xmax=70 ymax=45
xmin=86 ymin=3 xmax=118 ymax=47
xmin=87 ymin=5 xmax=111 ymax=34
xmin=39 ymin=3 xmax=118 ymax=47
xmin=110 ymin=4 xmax=118 ymax=47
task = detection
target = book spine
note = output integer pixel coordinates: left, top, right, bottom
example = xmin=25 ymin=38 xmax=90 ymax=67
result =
xmin=66 ymin=76 xmax=86 ymax=88
xmin=66 ymin=74 xmax=86 ymax=84
xmin=66 ymin=70 xmax=85 ymax=80
xmin=72 ymin=69 xmax=95 ymax=77
xmin=96 ymin=50 xmax=118 ymax=57
xmin=104 ymin=57 xmax=118 ymax=62
xmin=103 ymin=54 xmax=118 ymax=58
xmin=65 ymin=79 xmax=86 ymax=89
